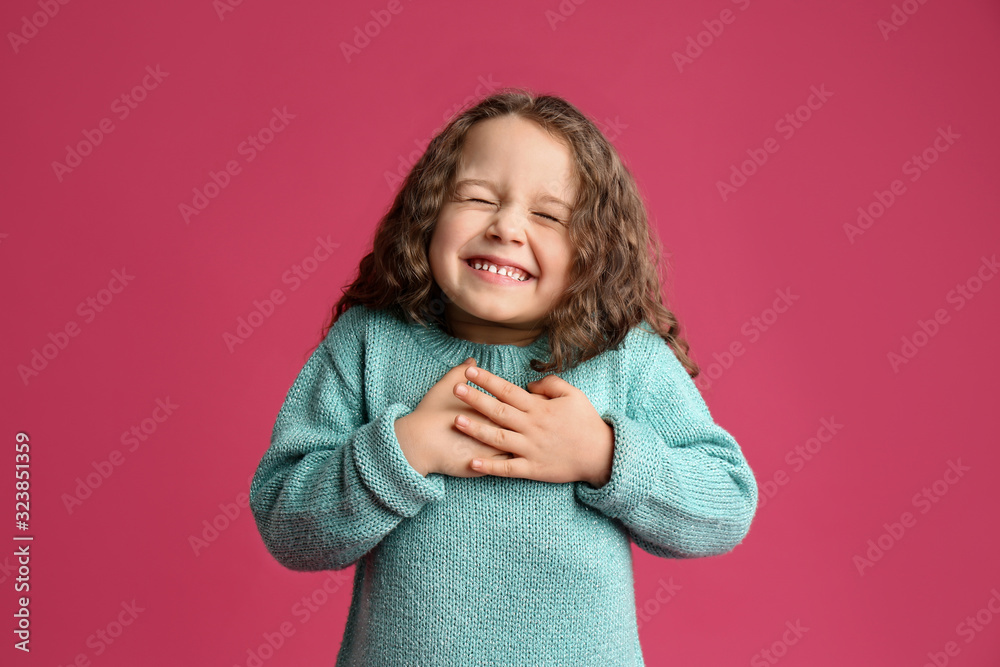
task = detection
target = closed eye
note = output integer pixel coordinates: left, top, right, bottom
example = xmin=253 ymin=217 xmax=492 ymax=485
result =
xmin=466 ymin=198 xmax=561 ymax=223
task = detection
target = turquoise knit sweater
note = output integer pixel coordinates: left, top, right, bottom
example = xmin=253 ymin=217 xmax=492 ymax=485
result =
xmin=249 ymin=304 xmax=758 ymax=666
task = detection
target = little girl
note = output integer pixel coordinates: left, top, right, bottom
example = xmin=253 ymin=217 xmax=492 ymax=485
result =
xmin=249 ymin=88 xmax=758 ymax=666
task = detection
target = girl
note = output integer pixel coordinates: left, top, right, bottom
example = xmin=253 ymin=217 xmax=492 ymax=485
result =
xmin=249 ymin=88 xmax=758 ymax=666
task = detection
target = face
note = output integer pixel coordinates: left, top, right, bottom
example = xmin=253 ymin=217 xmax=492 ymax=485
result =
xmin=428 ymin=115 xmax=578 ymax=346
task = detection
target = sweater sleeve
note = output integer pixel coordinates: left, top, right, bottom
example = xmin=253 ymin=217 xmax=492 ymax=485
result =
xmin=574 ymin=333 xmax=758 ymax=559
xmin=249 ymin=306 xmax=445 ymax=572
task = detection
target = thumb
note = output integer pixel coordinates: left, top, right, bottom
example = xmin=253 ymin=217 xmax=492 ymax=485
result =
xmin=526 ymin=374 xmax=568 ymax=397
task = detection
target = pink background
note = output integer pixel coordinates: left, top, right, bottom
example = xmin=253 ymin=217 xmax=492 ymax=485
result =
xmin=3 ymin=0 xmax=999 ymax=664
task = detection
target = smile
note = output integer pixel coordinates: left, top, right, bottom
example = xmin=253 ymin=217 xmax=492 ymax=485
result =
xmin=465 ymin=259 xmax=535 ymax=285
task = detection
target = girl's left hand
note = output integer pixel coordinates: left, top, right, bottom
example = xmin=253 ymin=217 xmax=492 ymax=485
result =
xmin=452 ymin=364 xmax=614 ymax=486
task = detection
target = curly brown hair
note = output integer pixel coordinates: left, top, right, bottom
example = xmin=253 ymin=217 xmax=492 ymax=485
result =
xmin=314 ymin=87 xmax=700 ymax=378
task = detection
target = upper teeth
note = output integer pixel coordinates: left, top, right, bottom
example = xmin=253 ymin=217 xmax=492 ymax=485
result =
xmin=469 ymin=260 xmax=530 ymax=281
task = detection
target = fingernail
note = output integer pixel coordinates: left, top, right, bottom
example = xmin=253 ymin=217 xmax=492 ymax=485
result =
xmin=471 ymin=459 xmax=482 ymax=468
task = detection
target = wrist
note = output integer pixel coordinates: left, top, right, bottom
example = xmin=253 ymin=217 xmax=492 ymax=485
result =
xmin=394 ymin=413 xmax=433 ymax=477
xmin=585 ymin=420 xmax=615 ymax=488
xmin=588 ymin=471 xmax=611 ymax=489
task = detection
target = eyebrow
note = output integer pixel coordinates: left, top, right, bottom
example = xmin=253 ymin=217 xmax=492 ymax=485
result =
xmin=454 ymin=178 xmax=573 ymax=211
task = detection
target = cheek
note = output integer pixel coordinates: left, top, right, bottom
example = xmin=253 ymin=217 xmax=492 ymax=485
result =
xmin=426 ymin=243 xmax=448 ymax=285
xmin=428 ymin=224 xmax=451 ymax=262
xmin=538 ymin=241 xmax=574 ymax=286
xmin=428 ymin=237 xmax=463 ymax=284
xmin=430 ymin=215 xmax=464 ymax=255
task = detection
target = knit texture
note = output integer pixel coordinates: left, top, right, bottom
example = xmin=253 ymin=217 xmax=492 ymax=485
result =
xmin=249 ymin=304 xmax=758 ymax=666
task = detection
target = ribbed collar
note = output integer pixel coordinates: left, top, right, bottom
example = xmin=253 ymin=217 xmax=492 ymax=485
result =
xmin=403 ymin=315 xmax=551 ymax=377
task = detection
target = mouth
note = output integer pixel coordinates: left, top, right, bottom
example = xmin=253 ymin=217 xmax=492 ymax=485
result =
xmin=464 ymin=258 xmax=535 ymax=284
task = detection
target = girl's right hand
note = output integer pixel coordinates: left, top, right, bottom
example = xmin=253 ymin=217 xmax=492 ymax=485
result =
xmin=395 ymin=358 xmax=513 ymax=478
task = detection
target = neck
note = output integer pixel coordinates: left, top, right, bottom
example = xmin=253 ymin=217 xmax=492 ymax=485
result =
xmin=443 ymin=308 xmax=544 ymax=347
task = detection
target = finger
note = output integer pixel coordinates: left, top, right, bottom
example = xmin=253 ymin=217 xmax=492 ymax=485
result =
xmin=454 ymin=413 xmax=525 ymax=458
xmin=526 ymin=374 xmax=574 ymax=399
xmin=470 ymin=454 xmax=526 ymax=478
xmin=441 ymin=358 xmax=477 ymax=385
xmin=454 ymin=380 xmax=525 ymax=432
xmin=464 ymin=364 xmax=534 ymax=412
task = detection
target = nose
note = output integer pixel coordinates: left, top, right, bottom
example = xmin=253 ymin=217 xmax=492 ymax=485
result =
xmin=485 ymin=205 xmax=528 ymax=243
